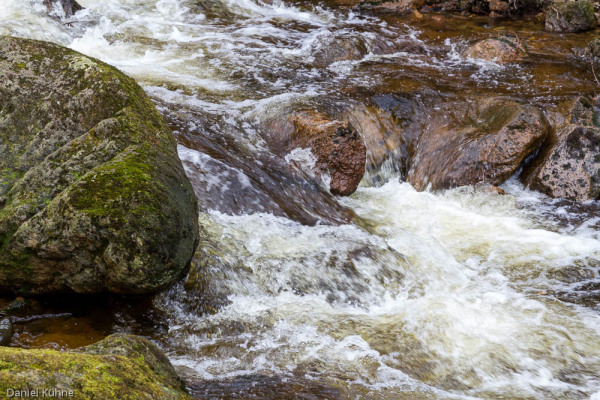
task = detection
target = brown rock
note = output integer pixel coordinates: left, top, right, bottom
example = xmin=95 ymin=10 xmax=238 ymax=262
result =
xmin=43 ymin=0 xmax=83 ymax=17
xmin=464 ymin=36 xmax=526 ymax=63
xmin=290 ymin=111 xmax=366 ymax=196
xmin=310 ymin=32 xmax=370 ymax=67
xmin=408 ymin=98 xmax=549 ymax=190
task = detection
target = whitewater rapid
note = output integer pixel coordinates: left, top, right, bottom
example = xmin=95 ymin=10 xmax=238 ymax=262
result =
xmin=1 ymin=1 xmax=600 ymax=399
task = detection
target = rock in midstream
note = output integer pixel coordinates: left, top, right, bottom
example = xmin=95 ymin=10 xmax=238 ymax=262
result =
xmin=290 ymin=110 xmax=367 ymax=196
xmin=464 ymin=36 xmax=526 ymax=63
xmin=0 ymin=36 xmax=199 ymax=295
xmin=522 ymin=96 xmax=600 ymax=201
xmin=407 ymin=97 xmax=550 ymax=190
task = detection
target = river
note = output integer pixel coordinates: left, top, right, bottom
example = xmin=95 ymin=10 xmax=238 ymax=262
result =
xmin=1 ymin=0 xmax=600 ymax=399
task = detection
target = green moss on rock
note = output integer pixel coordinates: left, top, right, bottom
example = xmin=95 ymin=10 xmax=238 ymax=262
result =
xmin=0 ymin=334 xmax=190 ymax=399
xmin=545 ymin=1 xmax=597 ymax=32
xmin=0 ymin=36 xmax=199 ymax=295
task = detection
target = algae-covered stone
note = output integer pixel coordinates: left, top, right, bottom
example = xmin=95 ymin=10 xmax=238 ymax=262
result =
xmin=545 ymin=1 xmax=597 ymax=32
xmin=0 ymin=333 xmax=190 ymax=399
xmin=0 ymin=36 xmax=199 ymax=295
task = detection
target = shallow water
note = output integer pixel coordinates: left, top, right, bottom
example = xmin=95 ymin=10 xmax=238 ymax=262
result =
xmin=1 ymin=1 xmax=600 ymax=399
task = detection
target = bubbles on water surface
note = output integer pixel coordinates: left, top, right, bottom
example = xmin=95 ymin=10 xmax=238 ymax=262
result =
xmin=2 ymin=1 xmax=600 ymax=399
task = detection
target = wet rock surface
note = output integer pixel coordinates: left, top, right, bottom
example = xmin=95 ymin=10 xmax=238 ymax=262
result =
xmin=290 ymin=110 xmax=367 ymax=196
xmin=522 ymin=96 xmax=600 ymax=201
xmin=545 ymin=0 xmax=598 ymax=32
xmin=0 ymin=36 xmax=199 ymax=295
xmin=524 ymin=125 xmax=600 ymax=201
xmin=43 ymin=0 xmax=83 ymax=17
xmin=0 ymin=317 xmax=13 ymax=346
xmin=464 ymin=36 xmax=526 ymax=63
xmin=407 ymin=97 xmax=549 ymax=190
xmin=0 ymin=333 xmax=190 ymax=399
xmin=188 ymin=374 xmax=342 ymax=400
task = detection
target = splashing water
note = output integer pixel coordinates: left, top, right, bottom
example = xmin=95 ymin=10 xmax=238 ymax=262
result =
xmin=2 ymin=1 xmax=600 ymax=399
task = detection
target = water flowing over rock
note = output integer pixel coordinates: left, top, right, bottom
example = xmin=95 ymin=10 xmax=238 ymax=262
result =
xmin=0 ymin=333 xmax=189 ymax=399
xmin=310 ymin=32 xmax=370 ymax=67
xmin=290 ymin=111 xmax=367 ymax=196
xmin=522 ymin=96 xmax=600 ymax=201
xmin=0 ymin=36 xmax=199 ymax=295
xmin=0 ymin=317 xmax=13 ymax=346
xmin=545 ymin=0 xmax=598 ymax=32
xmin=43 ymin=0 xmax=83 ymax=18
xmin=322 ymin=0 xmax=423 ymax=11
xmin=408 ymin=98 xmax=549 ymax=190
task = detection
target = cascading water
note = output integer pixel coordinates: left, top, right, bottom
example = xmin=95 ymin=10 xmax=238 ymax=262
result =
xmin=1 ymin=0 xmax=600 ymax=399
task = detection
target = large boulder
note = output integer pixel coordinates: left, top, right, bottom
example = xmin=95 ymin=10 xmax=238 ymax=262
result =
xmin=289 ymin=111 xmax=366 ymax=196
xmin=545 ymin=1 xmax=597 ymax=32
xmin=408 ymin=98 xmax=549 ymax=190
xmin=0 ymin=333 xmax=190 ymax=399
xmin=522 ymin=96 xmax=600 ymax=201
xmin=0 ymin=36 xmax=199 ymax=295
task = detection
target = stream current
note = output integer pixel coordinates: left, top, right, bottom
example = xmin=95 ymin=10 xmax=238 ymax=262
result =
xmin=2 ymin=0 xmax=600 ymax=399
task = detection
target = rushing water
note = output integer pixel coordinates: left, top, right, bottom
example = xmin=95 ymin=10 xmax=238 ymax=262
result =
xmin=2 ymin=0 xmax=600 ymax=399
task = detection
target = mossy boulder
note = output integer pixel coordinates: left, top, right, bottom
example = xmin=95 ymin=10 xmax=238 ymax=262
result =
xmin=545 ymin=0 xmax=597 ymax=32
xmin=0 ymin=36 xmax=199 ymax=295
xmin=0 ymin=333 xmax=190 ymax=399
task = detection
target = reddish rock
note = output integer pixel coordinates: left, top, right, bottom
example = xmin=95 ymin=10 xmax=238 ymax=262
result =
xmin=464 ymin=36 xmax=526 ymax=63
xmin=408 ymin=98 xmax=549 ymax=190
xmin=290 ymin=111 xmax=366 ymax=196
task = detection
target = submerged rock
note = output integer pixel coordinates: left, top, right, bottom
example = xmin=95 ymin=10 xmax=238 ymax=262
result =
xmin=590 ymin=37 xmax=600 ymax=59
xmin=43 ymin=0 xmax=83 ymax=17
xmin=0 ymin=36 xmax=199 ymax=295
xmin=0 ymin=333 xmax=189 ymax=399
xmin=0 ymin=317 xmax=12 ymax=346
xmin=290 ymin=111 xmax=366 ymax=196
xmin=545 ymin=0 xmax=597 ymax=32
xmin=408 ymin=98 xmax=549 ymax=190
xmin=464 ymin=36 xmax=526 ymax=63
xmin=310 ymin=32 xmax=370 ymax=67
